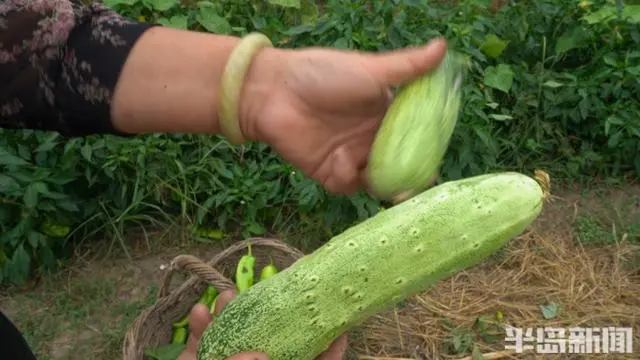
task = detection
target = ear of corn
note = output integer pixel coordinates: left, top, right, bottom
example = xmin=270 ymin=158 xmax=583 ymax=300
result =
xmin=367 ymin=50 xmax=467 ymax=203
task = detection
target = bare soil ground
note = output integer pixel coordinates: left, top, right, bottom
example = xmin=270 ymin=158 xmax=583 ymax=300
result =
xmin=1 ymin=183 xmax=639 ymax=360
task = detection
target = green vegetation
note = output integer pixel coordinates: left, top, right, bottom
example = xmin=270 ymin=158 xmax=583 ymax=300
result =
xmin=1 ymin=0 xmax=639 ymax=286
xmin=6 ymin=273 xmax=158 ymax=359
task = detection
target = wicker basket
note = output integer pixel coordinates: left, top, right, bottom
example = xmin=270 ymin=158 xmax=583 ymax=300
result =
xmin=123 ymin=237 xmax=305 ymax=360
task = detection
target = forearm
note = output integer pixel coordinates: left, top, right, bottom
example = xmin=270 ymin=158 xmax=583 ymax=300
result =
xmin=0 ymin=0 xmax=154 ymax=136
xmin=111 ymin=27 xmax=274 ymax=139
xmin=0 ymin=0 xmax=278 ymax=139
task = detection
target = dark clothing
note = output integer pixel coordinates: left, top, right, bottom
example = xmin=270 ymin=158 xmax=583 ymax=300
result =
xmin=1 ymin=311 xmax=38 ymax=360
xmin=1 ymin=1 xmax=153 ymax=358
xmin=0 ymin=0 xmax=154 ymax=137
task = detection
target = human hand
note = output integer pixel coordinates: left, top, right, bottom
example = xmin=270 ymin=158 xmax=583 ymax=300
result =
xmin=239 ymin=38 xmax=448 ymax=196
xmin=177 ymin=289 xmax=349 ymax=360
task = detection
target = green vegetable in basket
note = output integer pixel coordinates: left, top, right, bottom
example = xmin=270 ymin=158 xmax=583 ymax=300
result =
xmin=172 ymin=286 xmax=217 ymax=329
xmin=172 ymin=316 xmax=189 ymax=329
xmin=145 ymin=343 xmax=186 ymax=360
xmin=235 ymin=245 xmax=256 ymax=294
xmin=197 ymin=171 xmax=550 ymax=360
xmin=204 ymin=285 xmax=218 ymax=309
xmin=171 ymin=326 xmax=188 ymax=344
xmin=209 ymin=294 xmax=219 ymax=315
xmin=258 ymin=258 xmax=278 ymax=282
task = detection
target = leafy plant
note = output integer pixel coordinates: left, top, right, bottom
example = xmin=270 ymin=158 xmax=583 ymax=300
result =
xmin=1 ymin=0 xmax=638 ymax=285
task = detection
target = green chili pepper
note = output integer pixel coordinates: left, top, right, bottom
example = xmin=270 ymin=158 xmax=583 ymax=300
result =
xmin=235 ymin=244 xmax=256 ymax=294
xmin=196 ymin=291 xmax=209 ymax=304
xmin=172 ymin=287 xmax=214 ymax=329
xmin=172 ymin=316 xmax=189 ymax=329
xmin=171 ymin=326 xmax=188 ymax=344
xmin=204 ymin=285 xmax=217 ymax=308
xmin=209 ymin=294 xmax=219 ymax=315
xmin=259 ymin=256 xmax=278 ymax=282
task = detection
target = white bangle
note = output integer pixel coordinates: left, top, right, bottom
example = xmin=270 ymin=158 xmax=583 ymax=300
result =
xmin=218 ymin=32 xmax=273 ymax=145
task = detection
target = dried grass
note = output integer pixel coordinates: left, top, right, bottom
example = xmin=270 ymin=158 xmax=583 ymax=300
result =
xmin=350 ymin=196 xmax=640 ymax=360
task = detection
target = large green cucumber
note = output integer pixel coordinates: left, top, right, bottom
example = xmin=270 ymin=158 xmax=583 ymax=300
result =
xmin=197 ymin=171 xmax=547 ymax=360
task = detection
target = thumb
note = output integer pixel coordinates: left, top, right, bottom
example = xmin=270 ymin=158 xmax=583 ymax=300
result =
xmin=364 ymin=37 xmax=448 ymax=86
xmin=226 ymin=352 xmax=270 ymax=360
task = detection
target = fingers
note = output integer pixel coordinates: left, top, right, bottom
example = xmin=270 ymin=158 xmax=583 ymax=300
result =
xmin=214 ymin=289 xmax=238 ymax=315
xmin=365 ymin=37 xmax=448 ymax=87
xmin=316 ymin=334 xmax=349 ymax=360
xmin=183 ymin=290 xmax=236 ymax=356
xmin=183 ymin=303 xmax=212 ymax=356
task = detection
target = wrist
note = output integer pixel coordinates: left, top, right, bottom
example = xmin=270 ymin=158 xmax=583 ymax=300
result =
xmin=236 ymin=46 xmax=285 ymax=142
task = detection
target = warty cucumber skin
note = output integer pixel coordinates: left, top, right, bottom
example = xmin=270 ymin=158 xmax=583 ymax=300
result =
xmin=197 ymin=172 xmax=544 ymax=360
xmin=367 ymin=50 xmax=466 ymax=201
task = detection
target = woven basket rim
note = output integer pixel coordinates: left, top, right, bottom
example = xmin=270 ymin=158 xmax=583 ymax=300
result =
xmin=122 ymin=237 xmax=304 ymax=360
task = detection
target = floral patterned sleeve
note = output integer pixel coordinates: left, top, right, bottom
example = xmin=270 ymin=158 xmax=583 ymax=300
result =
xmin=0 ymin=0 xmax=157 ymax=136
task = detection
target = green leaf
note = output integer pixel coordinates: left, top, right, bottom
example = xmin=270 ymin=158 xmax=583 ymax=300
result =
xmin=57 ymin=199 xmax=80 ymax=212
xmin=583 ymin=6 xmax=617 ymax=24
xmin=486 ymin=102 xmax=499 ymax=109
xmin=196 ymin=4 xmax=232 ymax=34
xmin=157 ymin=15 xmax=189 ymax=29
xmin=39 ymin=245 xmax=56 ymax=269
xmin=333 ymin=37 xmax=349 ymax=49
xmin=144 ymin=344 xmax=186 ymax=360
xmin=604 ymin=116 xmax=625 ymax=136
xmin=626 ymin=65 xmax=640 ymax=77
xmin=267 ymin=0 xmax=301 ymax=8
xmin=196 ymin=196 xmax=216 ymax=224
xmin=540 ymin=302 xmax=559 ymax=319
xmin=24 ymin=182 xmax=47 ymax=208
xmin=9 ymin=244 xmax=31 ymax=284
xmin=623 ymin=5 xmax=640 ymax=23
xmin=402 ymin=0 xmax=424 ymax=8
xmin=555 ymin=28 xmax=583 ymax=55
xmin=608 ymin=131 xmax=623 ymax=148
xmin=0 ymin=150 xmax=29 ymax=166
xmin=148 ymin=0 xmax=178 ymax=11
xmin=0 ymin=174 xmax=20 ymax=193
xmin=246 ymin=221 xmax=265 ymax=235
xmin=483 ymin=64 xmax=514 ymax=93
xmin=286 ymin=24 xmax=314 ymax=35
xmin=300 ymin=0 xmax=319 ymax=24
xmin=489 ymin=114 xmax=513 ymax=121
xmin=103 ymin=0 xmax=137 ymax=6
xmin=543 ymin=80 xmax=563 ymax=88
xmin=479 ymin=34 xmax=508 ymax=58
xmin=81 ymin=144 xmax=92 ymax=162
xmin=603 ymin=54 xmax=618 ymax=67
xmin=583 ymin=5 xmax=640 ymax=25
xmin=35 ymin=133 xmax=60 ymax=152
xmin=27 ymin=231 xmax=44 ymax=248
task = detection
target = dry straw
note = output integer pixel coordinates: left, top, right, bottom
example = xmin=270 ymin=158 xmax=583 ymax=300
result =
xmin=350 ymin=198 xmax=640 ymax=359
